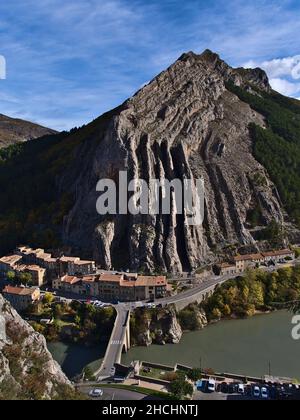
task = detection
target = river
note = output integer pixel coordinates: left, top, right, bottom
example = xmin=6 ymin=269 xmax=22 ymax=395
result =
xmin=47 ymin=311 xmax=300 ymax=379
xmin=122 ymin=311 xmax=300 ymax=379
xmin=47 ymin=341 xmax=106 ymax=379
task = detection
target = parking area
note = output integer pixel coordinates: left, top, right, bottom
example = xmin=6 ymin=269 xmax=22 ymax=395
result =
xmin=194 ymin=379 xmax=300 ymax=401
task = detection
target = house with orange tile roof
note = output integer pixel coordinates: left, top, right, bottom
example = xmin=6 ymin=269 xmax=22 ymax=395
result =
xmin=0 ymin=255 xmax=23 ymax=274
xmin=52 ymin=272 xmax=168 ymax=302
xmin=3 ymin=286 xmax=40 ymax=312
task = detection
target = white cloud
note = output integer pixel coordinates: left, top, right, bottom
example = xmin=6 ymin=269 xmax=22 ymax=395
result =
xmin=244 ymin=55 xmax=300 ymax=80
xmin=244 ymin=55 xmax=300 ymax=98
xmin=270 ymin=78 xmax=300 ymax=96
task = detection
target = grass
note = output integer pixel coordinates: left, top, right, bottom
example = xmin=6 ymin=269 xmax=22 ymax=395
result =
xmin=140 ymin=367 xmax=169 ymax=380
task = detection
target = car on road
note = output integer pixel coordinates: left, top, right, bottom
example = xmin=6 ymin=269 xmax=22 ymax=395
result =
xmin=89 ymin=389 xmax=104 ymax=398
xmin=253 ymin=386 xmax=261 ymax=398
xmin=261 ymin=387 xmax=269 ymax=399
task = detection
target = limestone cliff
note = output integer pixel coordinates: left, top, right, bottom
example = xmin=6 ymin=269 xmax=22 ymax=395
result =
xmin=59 ymin=50 xmax=284 ymax=272
xmin=0 ymin=295 xmax=76 ymax=400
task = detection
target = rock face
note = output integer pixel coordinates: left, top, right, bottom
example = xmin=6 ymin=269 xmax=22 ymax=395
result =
xmin=59 ymin=49 xmax=284 ymax=273
xmin=0 ymin=113 xmax=56 ymax=149
xmin=0 ymin=295 xmax=74 ymax=400
xmin=131 ymin=306 xmax=183 ymax=346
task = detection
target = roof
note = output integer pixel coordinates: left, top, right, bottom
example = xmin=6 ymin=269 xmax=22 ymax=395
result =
xmin=120 ymin=280 xmax=137 ymax=288
xmin=100 ymin=274 xmax=124 ymax=283
xmin=218 ymin=263 xmax=236 ymax=269
xmin=37 ymin=252 xmax=53 ymax=260
xmin=61 ymin=275 xmax=81 ymax=285
xmin=23 ymin=265 xmax=46 ymax=273
xmin=60 ymin=256 xmax=80 ymax=263
xmin=0 ymin=255 xmax=23 ymax=266
xmin=3 ymin=285 xmax=39 ymax=296
xmin=262 ymin=249 xmax=294 ymax=257
xmin=16 ymin=264 xmax=46 ymax=274
xmin=81 ymin=276 xmax=97 ymax=283
xmin=234 ymin=253 xmax=263 ymax=262
xmin=135 ymin=276 xmax=167 ymax=287
xmin=74 ymin=260 xmax=95 ymax=265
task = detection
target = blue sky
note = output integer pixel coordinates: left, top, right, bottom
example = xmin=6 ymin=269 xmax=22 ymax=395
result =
xmin=0 ymin=0 xmax=300 ymax=131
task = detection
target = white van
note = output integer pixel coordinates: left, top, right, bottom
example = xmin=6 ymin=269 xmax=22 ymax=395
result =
xmin=208 ymin=379 xmax=216 ymax=393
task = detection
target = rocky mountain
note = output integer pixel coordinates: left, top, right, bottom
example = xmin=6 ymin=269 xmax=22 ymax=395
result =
xmin=0 ymin=294 xmax=77 ymax=400
xmin=0 ymin=113 xmax=56 ymax=149
xmin=0 ymin=49 xmax=299 ymax=272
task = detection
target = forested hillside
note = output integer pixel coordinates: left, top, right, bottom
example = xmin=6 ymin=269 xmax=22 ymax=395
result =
xmin=227 ymin=83 xmax=300 ymax=227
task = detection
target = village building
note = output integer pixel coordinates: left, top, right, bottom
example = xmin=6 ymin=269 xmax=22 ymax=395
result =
xmin=262 ymin=249 xmax=295 ymax=263
xmin=215 ymin=262 xmax=237 ymax=276
xmin=0 ymin=255 xmax=23 ymax=275
xmin=59 ymin=256 xmax=96 ymax=276
xmin=15 ymin=265 xmax=46 ymax=287
xmin=52 ymin=273 xmax=168 ymax=302
xmin=2 ymin=286 xmax=40 ymax=312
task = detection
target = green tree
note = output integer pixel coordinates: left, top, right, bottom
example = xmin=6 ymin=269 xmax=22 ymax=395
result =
xmin=6 ymin=270 xmax=16 ymax=282
xmin=170 ymin=378 xmax=194 ymax=399
xmin=18 ymin=272 xmax=33 ymax=286
xmin=187 ymin=368 xmax=202 ymax=382
xmin=43 ymin=292 xmax=54 ymax=305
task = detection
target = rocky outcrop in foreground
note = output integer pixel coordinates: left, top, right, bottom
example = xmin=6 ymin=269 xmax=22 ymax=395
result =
xmin=0 ymin=295 xmax=77 ymax=400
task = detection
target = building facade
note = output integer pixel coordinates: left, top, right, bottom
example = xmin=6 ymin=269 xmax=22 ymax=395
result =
xmin=52 ymin=273 xmax=168 ymax=302
xmin=3 ymin=286 xmax=40 ymax=312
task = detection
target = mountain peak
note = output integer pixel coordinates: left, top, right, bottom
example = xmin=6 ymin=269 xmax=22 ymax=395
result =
xmin=174 ymin=49 xmax=271 ymax=93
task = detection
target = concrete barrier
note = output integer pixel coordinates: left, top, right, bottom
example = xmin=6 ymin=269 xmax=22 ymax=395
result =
xmin=141 ymin=361 xmax=175 ymax=372
xmin=135 ymin=375 xmax=171 ymax=387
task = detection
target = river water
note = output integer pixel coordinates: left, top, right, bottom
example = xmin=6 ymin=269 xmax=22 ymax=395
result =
xmin=48 ymin=311 xmax=300 ymax=379
xmin=47 ymin=341 xmax=106 ymax=379
xmin=122 ymin=311 xmax=300 ymax=379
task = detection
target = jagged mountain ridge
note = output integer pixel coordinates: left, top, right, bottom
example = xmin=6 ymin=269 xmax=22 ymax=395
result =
xmin=0 ymin=113 xmax=56 ymax=149
xmin=0 ymin=49 xmax=298 ymax=272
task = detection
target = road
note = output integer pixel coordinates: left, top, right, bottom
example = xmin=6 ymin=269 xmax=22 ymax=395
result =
xmin=95 ymin=305 xmax=130 ymax=380
xmin=80 ymin=386 xmax=148 ymax=400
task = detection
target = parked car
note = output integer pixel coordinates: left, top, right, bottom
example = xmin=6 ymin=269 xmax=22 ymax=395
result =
xmin=228 ymin=384 xmax=235 ymax=394
xmin=261 ymin=387 xmax=269 ymax=399
xmin=253 ymin=386 xmax=261 ymax=398
xmin=89 ymin=389 xmax=103 ymax=398
xmin=238 ymin=384 xmax=245 ymax=394
xmin=221 ymin=382 xmax=229 ymax=394
xmin=207 ymin=379 xmax=216 ymax=393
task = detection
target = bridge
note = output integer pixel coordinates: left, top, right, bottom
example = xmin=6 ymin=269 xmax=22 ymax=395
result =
xmin=95 ymin=305 xmax=131 ymax=380
xmin=95 ymin=273 xmax=231 ymax=380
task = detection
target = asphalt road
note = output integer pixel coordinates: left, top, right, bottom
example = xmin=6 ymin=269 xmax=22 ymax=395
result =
xmin=95 ymin=305 xmax=129 ymax=379
xmin=81 ymin=386 xmax=148 ymax=400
